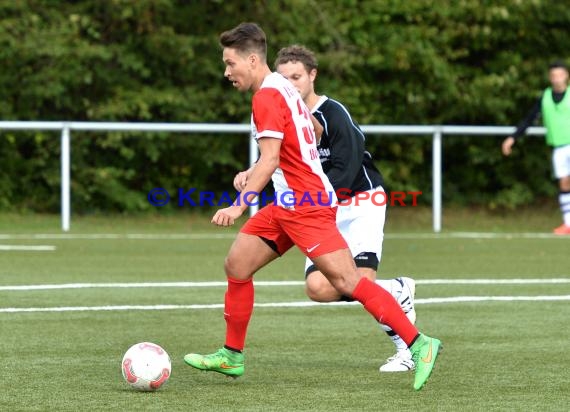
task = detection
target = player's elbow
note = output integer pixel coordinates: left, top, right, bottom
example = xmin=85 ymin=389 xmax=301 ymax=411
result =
xmin=332 ymin=180 xmax=350 ymax=192
xmin=260 ymin=154 xmax=280 ymax=171
xmin=328 ymin=173 xmax=351 ymax=192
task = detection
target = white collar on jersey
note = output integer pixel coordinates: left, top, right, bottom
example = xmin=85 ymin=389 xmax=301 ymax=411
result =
xmin=311 ymin=95 xmax=329 ymax=113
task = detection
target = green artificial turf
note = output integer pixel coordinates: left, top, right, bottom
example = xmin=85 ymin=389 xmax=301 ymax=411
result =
xmin=1 ymin=210 xmax=568 ymax=411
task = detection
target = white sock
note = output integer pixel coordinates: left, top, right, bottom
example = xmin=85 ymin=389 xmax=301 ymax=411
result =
xmin=376 ymin=279 xmax=408 ymax=352
xmin=559 ymin=192 xmax=570 ymax=225
xmin=384 ymin=327 xmax=409 ymax=352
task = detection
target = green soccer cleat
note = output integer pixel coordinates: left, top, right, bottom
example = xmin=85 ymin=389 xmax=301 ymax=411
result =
xmin=410 ymin=334 xmax=442 ymax=390
xmin=184 ymin=347 xmax=245 ymax=378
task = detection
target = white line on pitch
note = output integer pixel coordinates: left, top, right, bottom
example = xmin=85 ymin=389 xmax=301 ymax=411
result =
xmin=0 ymin=245 xmax=55 ymax=251
xmin=0 ymin=281 xmax=304 ymax=291
xmin=0 ymin=232 xmax=569 ymax=240
xmin=0 ymin=233 xmax=237 ymax=240
xmin=1 ymin=295 xmax=570 ymax=313
xmin=417 ymin=278 xmax=570 ymax=285
xmin=1 ymin=278 xmax=569 ymax=291
xmin=388 ymin=232 xmax=569 ymax=239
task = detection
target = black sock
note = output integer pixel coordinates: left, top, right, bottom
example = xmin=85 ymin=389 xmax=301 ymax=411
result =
xmin=224 ymin=345 xmax=242 ymax=353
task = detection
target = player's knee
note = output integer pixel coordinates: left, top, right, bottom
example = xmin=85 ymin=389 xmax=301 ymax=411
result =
xmin=305 ymin=285 xmax=326 ymax=302
xmin=224 ymin=255 xmax=249 ymax=279
xmin=223 ymin=256 xmax=235 ymax=276
xmin=305 ymin=273 xmax=338 ymax=302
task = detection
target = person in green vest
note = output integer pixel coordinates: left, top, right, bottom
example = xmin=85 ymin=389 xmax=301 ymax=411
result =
xmin=502 ymin=61 xmax=570 ymax=235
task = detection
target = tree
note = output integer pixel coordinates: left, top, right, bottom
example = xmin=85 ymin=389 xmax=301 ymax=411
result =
xmin=0 ymin=0 xmax=568 ymax=212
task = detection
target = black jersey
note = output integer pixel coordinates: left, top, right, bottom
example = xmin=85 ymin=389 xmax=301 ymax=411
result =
xmin=312 ymin=96 xmax=384 ymax=196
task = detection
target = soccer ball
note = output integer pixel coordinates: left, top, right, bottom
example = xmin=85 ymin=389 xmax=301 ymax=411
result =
xmin=121 ymin=342 xmax=171 ymax=391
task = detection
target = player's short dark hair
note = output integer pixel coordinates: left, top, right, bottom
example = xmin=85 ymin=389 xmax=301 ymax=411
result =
xmin=549 ymin=60 xmax=568 ymax=71
xmin=219 ymin=22 xmax=267 ymax=60
xmin=274 ymin=45 xmax=318 ymax=73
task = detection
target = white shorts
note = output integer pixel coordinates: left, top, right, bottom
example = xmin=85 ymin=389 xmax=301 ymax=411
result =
xmin=304 ymin=186 xmax=386 ymax=273
xmin=552 ymin=145 xmax=570 ymax=179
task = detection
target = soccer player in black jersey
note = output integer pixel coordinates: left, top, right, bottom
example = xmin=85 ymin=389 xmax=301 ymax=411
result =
xmin=274 ymin=45 xmax=418 ymax=372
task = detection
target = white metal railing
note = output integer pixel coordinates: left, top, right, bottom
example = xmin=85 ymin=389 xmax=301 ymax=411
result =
xmin=0 ymin=121 xmax=546 ymax=232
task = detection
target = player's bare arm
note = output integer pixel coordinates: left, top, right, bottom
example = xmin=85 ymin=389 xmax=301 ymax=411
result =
xmin=212 ymin=137 xmax=281 ymax=226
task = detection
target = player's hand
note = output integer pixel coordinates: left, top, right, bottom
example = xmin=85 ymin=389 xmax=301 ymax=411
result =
xmin=502 ymin=136 xmax=515 ymax=156
xmin=211 ymin=206 xmax=243 ymax=227
xmin=233 ymin=171 xmax=249 ymax=191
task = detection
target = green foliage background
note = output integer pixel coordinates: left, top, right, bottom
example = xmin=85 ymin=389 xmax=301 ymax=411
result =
xmin=0 ymin=0 xmax=568 ymax=213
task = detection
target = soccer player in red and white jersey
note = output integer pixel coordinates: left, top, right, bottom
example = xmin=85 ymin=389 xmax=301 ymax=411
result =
xmin=183 ymin=22 xmax=442 ymax=391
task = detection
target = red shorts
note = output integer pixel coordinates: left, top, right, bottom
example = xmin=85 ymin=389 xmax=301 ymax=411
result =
xmin=240 ymin=204 xmax=348 ymax=259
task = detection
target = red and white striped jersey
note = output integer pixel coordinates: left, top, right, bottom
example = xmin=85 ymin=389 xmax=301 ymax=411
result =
xmin=251 ymin=72 xmax=336 ymax=209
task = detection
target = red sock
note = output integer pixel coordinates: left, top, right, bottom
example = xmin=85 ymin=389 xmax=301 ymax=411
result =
xmin=224 ymin=277 xmax=254 ymax=351
xmin=352 ymin=277 xmax=419 ymax=345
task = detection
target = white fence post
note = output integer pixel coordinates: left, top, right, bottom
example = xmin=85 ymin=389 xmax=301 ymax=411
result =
xmin=248 ymin=133 xmax=259 ymax=217
xmin=61 ymin=124 xmax=71 ymax=232
xmin=432 ymin=127 xmax=442 ymax=233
